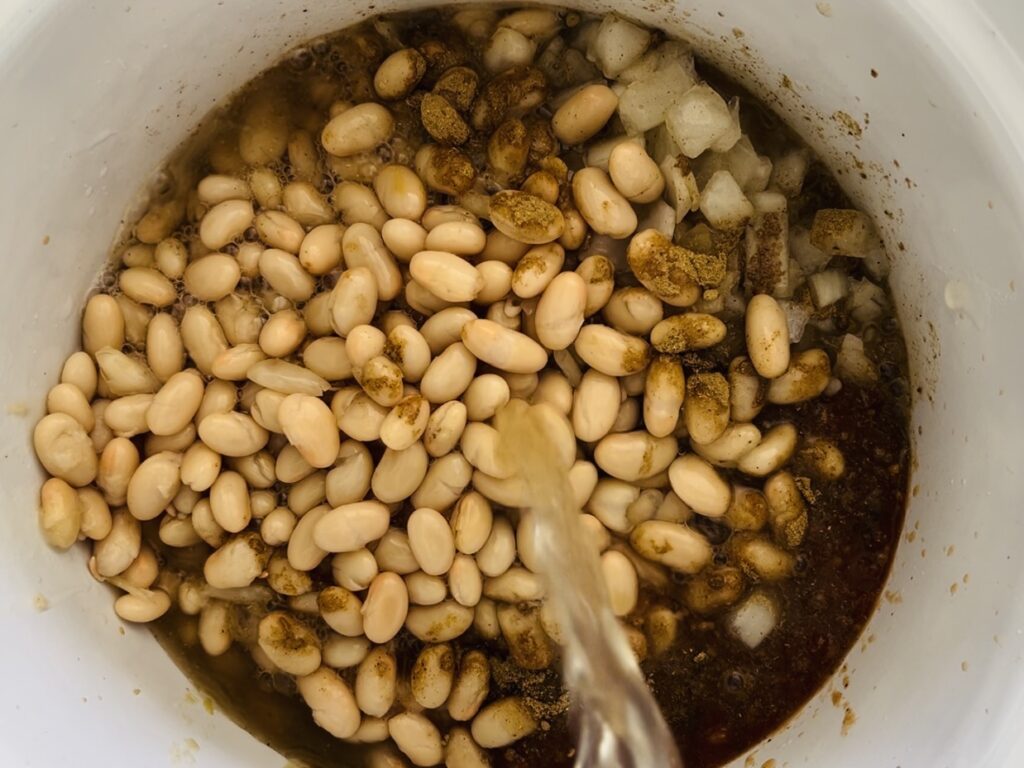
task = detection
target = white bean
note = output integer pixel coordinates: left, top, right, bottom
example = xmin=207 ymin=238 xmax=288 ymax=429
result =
xmin=329 ymin=267 xmax=379 ymax=337
xmin=511 ymin=243 xmax=565 ymax=299
xmin=695 ymin=423 xmax=763 ymax=468
xmin=406 ymin=600 xmax=474 ymax=642
xmin=204 ymin=532 xmax=270 ymax=589
xmin=371 ymin=442 xmax=429 ymax=503
xmin=343 ymin=223 xmax=402 ymax=301
xmin=355 ymin=647 xmax=397 ymax=717
xmin=34 ymin=412 xmax=97 ymax=487
xmin=322 ymin=103 xmax=394 ymax=157
xmin=314 ymin=501 xmax=390 ymax=553
xmin=407 ymin=507 xmax=456 ymax=576
xmin=296 ymin=667 xmax=361 ymax=739
xmin=471 ymin=697 xmax=537 ymax=748
xmin=574 ymin=324 xmax=649 ymax=377
xmin=461 ymin=319 xmax=547 ymax=374
xmin=319 ymin=586 xmax=365 ymax=637
xmin=594 ymin=430 xmax=677 ymax=482
xmin=553 ymin=84 xmax=619 ymax=145
xmin=361 ymin=572 xmax=410 ymax=643
xmin=572 ymin=167 xmax=637 ymax=239
xmin=411 ymin=643 xmax=456 ymax=710
xmin=199 ymin=200 xmax=253 ymax=250
xmin=420 ymin=343 xmax=477 ymax=403
xmin=668 ymin=454 xmax=732 ymax=518
xmin=629 ymin=520 xmax=713 ymax=574
xmin=766 ymin=349 xmax=832 ymax=404
xmin=601 ymin=549 xmax=639 ymax=616
xmin=571 ymin=369 xmax=620 ymax=442
xmin=389 ymin=712 xmax=443 ymax=767
xmin=410 ymin=250 xmax=483 ymax=302
xmin=381 ymin=218 xmax=427 ymax=262
xmin=126 ymin=451 xmax=181 ymax=521
xmin=746 ymin=294 xmax=791 ymax=378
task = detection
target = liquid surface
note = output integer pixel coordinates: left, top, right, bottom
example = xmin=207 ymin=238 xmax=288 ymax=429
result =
xmin=88 ymin=6 xmax=909 ymax=767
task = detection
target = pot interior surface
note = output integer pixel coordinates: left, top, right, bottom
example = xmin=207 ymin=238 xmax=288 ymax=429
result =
xmin=1 ymin=1 xmax=1023 ymax=766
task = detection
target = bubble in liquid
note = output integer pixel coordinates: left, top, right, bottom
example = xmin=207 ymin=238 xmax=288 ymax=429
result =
xmin=288 ymin=49 xmax=314 ymax=72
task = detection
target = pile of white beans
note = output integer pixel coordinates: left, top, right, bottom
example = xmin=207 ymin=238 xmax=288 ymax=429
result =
xmin=32 ymin=7 xmax=893 ymax=767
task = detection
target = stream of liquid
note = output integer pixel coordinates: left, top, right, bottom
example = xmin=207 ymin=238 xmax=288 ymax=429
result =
xmin=494 ymin=400 xmax=683 ymax=768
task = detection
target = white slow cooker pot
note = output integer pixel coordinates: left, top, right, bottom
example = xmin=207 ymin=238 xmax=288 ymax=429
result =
xmin=2 ymin=1 xmax=1023 ymax=765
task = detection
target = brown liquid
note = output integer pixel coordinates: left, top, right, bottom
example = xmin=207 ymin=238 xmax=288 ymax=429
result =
xmin=135 ymin=8 xmax=911 ymax=767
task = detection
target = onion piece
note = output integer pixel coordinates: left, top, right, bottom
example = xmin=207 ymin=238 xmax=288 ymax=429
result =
xmin=729 ymin=590 xmax=779 ymax=648
xmin=777 ymin=299 xmax=811 ymax=344
xmin=807 ymin=269 xmax=850 ymax=309
xmin=835 ymin=333 xmax=879 ymax=385
xmin=847 ymin=278 xmax=888 ymax=324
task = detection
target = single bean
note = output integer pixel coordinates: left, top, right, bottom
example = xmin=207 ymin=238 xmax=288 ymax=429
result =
xmin=277 ymin=393 xmax=340 ymax=469
xmin=695 ymin=422 xmax=763 ymax=468
xmin=314 ymin=500 xmax=390 ymax=553
xmin=181 ymin=306 xmax=229 ymax=376
xmin=361 ymin=572 xmax=410 ymax=643
xmin=668 ymin=454 xmax=732 ymax=517
xmin=204 ymin=532 xmax=270 ymax=589
xmin=333 ymin=389 xmax=388 ymax=442
xmin=411 ymin=643 xmax=455 ymax=710
xmin=247 ymin=359 xmax=330 ymax=396
xmin=119 ymin=267 xmax=176 ymax=307
xmin=287 ymin=504 xmax=331 ymax=571
xmin=608 ymin=141 xmax=664 ymax=203
xmin=573 ymin=167 xmax=637 ymax=239
xmin=145 ymin=313 xmax=185 ymax=382
xmin=389 ymin=712 xmax=443 ymax=767
xmin=343 ymin=223 xmax=402 ymax=301
xmin=355 ymin=647 xmax=397 ymax=717
xmin=329 ymin=267 xmax=378 ymax=337
xmin=299 ymin=224 xmax=345 ymax=275
xmin=552 ymin=84 xmax=618 ymax=145
xmin=405 ymin=600 xmax=474 ymax=642
xmin=319 ymin=586 xmax=365 ymax=637
xmin=199 ymin=199 xmax=253 ymax=250
xmin=322 ymin=103 xmax=394 ymax=157
xmin=684 ymin=372 xmax=731 ymax=445
xmin=381 ymin=218 xmax=427 ymax=263
xmin=461 ymin=319 xmax=547 ymax=374
xmin=488 ymin=190 xmax=564 ymax=244
xmin=296 ymin=667 xmax=361 ymax=739
xmin=258 ymin=611 xmax=322 ymax=676
xmin=198 ymin=412 xmax=268 ymax=457
xmin=630 ymin=519 xmax=713 ymax=574
xmin=371 ymin=441 xmax=429 ymax=503
xmin=574 ymin=324 xmax=649 ymax=377
xmin=323 ymin=635 xmax=370 ymax=670
xmin=511 ymin=243 xmax=564 ymax=299
xmin=283 ymin=180 xmax=334 ymax=227
xmin=332 ymin=549 xmax=379 ymax=592
xmin=766 ymin=348 xmax=832 ymax=404
xmin=39 ymin=477 xmax=82 ymax=549
xmin=326 ymin=440 xmax=374 ymax=507
xmin=471 ymin=697 xmax=538 ymax=749
xmin=114 ymin=588 xmax=172 ymax=623
xmin=126 ymin=451 xmax=181 ymax=521
xmin=374 ymin=48 xmax=427 ymax=100
xmin=34 ymin=412 xmax=98 ymax=487
xmin=745 ymin=294 xmax=791 ymax=378
xmin=420 ymin=343 xmax=477 ymax=403
xmin=593 ymin=434 xmax=679 ymax=481
xmin=255 ymin=210 xmax=306 ymax=252
xmin=602 ymin=549 xmax=639 ymax=616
